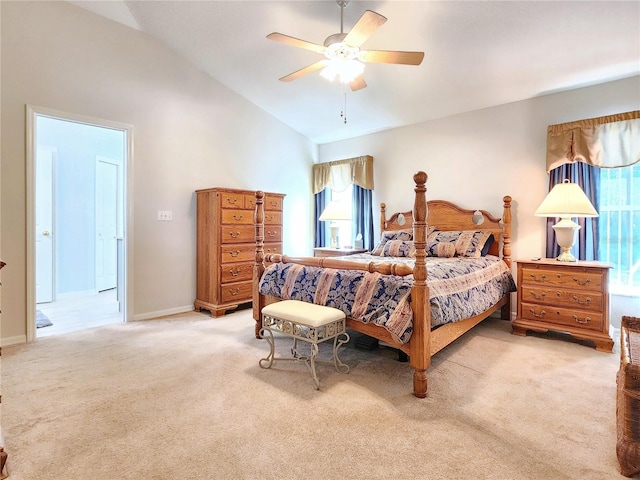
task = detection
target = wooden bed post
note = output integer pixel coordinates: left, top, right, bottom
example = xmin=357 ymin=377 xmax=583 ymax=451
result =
xmin=253 ymin=190 xmax=265 ymax=338
xmin=501 ymin=196 xmax=512 ymax=268
xmin=410 ymin=171 xmax=430 ymax=398
xmin=500 ymin=195 xmax=512 ymax=320
xmin=380 ymin=203 xmax=387 ymax=233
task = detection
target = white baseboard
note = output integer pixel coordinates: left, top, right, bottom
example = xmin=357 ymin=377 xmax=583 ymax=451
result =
xmin=132 ymin=305 xmax=194 ymax=321
xmin=1 ymin=334 xmax=27 ymax=347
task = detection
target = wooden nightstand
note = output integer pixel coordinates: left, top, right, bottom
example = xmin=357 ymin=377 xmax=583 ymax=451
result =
xmin=512 ymin=258 xmax=614 ymax=353
xmin=313 ymin=247 xmax=368 ymax=258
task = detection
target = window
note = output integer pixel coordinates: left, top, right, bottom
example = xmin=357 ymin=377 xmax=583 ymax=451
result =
xmin=598 ymin=163 xmax=640 ymax=294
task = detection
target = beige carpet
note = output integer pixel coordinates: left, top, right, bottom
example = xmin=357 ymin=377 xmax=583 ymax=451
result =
xmin=0 ymin=309 xmax=629 ymax=479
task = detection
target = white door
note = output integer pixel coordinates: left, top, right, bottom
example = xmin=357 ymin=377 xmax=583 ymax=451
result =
xmin=36 ymin=147 xmax=55 ymax=303
xmin=95 ymin=157 xmax=120 ymax=292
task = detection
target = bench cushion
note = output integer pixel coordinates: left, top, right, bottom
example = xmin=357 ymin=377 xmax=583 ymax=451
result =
xmin=262 ymin=300 xmax=345 ymax=327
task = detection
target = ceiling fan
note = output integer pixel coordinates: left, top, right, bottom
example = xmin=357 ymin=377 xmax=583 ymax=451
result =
xmin=267 ymin=0 xmax=424 ymax=91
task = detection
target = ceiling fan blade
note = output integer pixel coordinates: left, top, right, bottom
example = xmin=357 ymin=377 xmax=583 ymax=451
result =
xmin=267 ymin=32 xmax=326 ymax=54
xmin=344 ymin=10 xmax=387 ymax=47
xmin=279 ymin=60 xmax=329 ymax=82
xmin=350 ymin=76 xmax=367 ymax=91
xmin=360 ymin=50 xmax=425 ymax=66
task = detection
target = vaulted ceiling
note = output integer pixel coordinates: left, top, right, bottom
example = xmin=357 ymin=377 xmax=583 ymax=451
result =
xmin=69 ymin=1 xmax=640 ymax=144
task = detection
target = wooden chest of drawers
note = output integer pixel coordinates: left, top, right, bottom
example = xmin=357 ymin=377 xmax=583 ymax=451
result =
xmin=194 ymin=188 xmax=284 ymax=317
xmin=512 ymin=259 xmax=613 ymax=352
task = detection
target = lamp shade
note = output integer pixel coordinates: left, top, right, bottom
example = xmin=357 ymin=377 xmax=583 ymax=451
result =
xmin=534 ymin=180 xmax=598 ymax=218
xmin=319 ymin=201 xmax=351 ymax=221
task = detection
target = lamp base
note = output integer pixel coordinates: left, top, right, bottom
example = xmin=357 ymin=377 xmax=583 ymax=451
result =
xmin=552 ymin=219 xmax=580 ymax=262
xmin=556 ymin=247 xmax=577 ymax=262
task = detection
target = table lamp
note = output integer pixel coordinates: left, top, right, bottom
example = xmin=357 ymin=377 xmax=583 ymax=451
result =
xmin=534 ymin=179 xmax=598 ymax=262
xmin=319 ymin=200 xmax=351 ymax=248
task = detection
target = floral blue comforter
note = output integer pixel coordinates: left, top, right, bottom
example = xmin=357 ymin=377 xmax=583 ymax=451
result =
xmin=258 ymin=255 xmax=516 ymax=344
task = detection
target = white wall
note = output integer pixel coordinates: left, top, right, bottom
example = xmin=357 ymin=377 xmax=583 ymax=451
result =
xmin=1 ymin=1 xmax=316 ymax=343
xmin=319 ymin=76 xmax=640 ymax=325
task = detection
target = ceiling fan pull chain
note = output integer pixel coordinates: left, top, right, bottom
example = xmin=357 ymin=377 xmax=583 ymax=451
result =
xmin=340 ymin=86 xmax=348 ymax=124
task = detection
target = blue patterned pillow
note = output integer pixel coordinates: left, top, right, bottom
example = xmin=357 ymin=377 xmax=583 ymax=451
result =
xmin=427 ymin=230 xmax=492 ymax=258
xmin=371 ymin=230 xmax=413 ymax=256
xmin=381 ymin=240 xmax=415 ymax=257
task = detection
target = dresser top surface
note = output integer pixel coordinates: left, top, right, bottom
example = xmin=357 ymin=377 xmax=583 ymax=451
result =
xmin=517 ymin=258 xmax=612 ymax=269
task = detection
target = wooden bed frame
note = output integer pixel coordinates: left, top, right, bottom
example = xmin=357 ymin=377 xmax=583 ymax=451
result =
xmin=252 ymin=171 xmax=512 ymax=398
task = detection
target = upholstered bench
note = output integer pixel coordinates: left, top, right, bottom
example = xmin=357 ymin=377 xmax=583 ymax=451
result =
xmin=259 ymin=300 xmax=350 ymax=390
xmin=617 ymin=316 xmax=640 ymax=477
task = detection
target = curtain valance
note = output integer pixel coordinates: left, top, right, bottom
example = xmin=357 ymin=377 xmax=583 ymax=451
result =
xmin=312 ymin=155 xmax=374 ymax=194
xmin=546 ymin=110 xmax=640 ymax=172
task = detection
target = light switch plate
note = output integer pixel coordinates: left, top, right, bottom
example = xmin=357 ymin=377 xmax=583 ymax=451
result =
xmin=157 ymin=210 xmax=173 ymax=221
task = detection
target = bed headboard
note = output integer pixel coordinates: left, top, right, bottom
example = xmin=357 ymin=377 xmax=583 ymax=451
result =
xmin=380 ymin=197 xmax=512 ymax=261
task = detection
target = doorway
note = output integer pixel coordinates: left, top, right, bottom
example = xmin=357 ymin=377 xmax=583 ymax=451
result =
xmin=26 ymin=106 xmax=133 ymax=340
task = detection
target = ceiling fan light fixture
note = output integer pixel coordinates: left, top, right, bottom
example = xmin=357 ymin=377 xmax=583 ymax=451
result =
xmin=320 ymin=58 xmax=365 ymax=84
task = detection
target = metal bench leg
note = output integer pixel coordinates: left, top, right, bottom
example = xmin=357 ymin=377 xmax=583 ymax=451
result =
xmin=258 ymin=327 xmax=275 ymax=369
xmin=333 ymin=331 xmax=350 ymax=374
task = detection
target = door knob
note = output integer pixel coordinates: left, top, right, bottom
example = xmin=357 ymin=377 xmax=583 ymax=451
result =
xmin=42 ymin=231 xmax=51 ymax=236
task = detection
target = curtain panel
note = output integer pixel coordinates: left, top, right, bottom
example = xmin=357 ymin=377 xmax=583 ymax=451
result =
xmin=546 ymin=110 xmax=640 ymax=172
xmin=312 ymin=155 xmax=374 ymax=194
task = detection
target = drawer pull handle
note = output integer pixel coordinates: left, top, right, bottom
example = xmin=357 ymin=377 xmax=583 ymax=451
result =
xmin=530 ymin=274 xmax=546 ymax=282
xmin=229 ymin=231 xmax=241 ymax=239
xmin=267 ymin=230 xmax=276 ymax=237
xmin=229 ymin=268 xmax=241 ymax=277
xmin=530 ymin=291 xmax=546 ymax=300
xmin=269 ymin=201 xmax=278 ymax=207
xmin=573 ymin=315 xmax=590 ymax=324
xmin=248 ymin=199 xmax=256 ymax=206
xmin=573 ymin=277 xmax=591 ymax=286
xmin=571 ymin=295 xmax=592 ymax=305
xmin=228 ymin=250 xmax=241 ymax=258
xmin=232 ymin=214 xmax=244 ymax=221
xmin=228 ymin=288 xmax=240 ymax=296
xmin=529 ymin=308 xmax=546 ymax=318
xmin=225 ymin=197 xmax=238 ymax=205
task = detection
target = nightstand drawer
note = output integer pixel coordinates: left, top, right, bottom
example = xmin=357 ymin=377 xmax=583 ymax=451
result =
xmin=521 ymin=302 xmax=603 ymax=332
xmin=521 ymin=286 xmax=604 ymax=311
xmin=520 ymin=266 xmax=603 ymax=291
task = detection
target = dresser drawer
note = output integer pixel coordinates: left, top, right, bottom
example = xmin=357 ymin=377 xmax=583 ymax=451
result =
xmin=520 ymin=266 xmax=603 ymax=292
xmin=220 ymin=280 xmax=253 ymax=303
xmin=245 ymin=194 xmax=283 ymax=211
xmin=220 ymin=244 xmax=255 ymax=263
xmin=264 ymin=211 xmax=282 ymax=225
xmin=221 ymin=225 xmax=254 ymax=244
xmin=220 ymin=262 xmax=253 ymax=283
xmin=264 ymin=226 xmax=282 ymax=243
xmin=521 ymin=302 xmax=603 ymax=332
xmin=219 ymin=192 xmax=244 ymax=209
xmin=264 ymin=243 xmax=283 ymax=256
xmin=221 ymin=208 xmax=253 ymax=225
xmin=521 ymin=286 xmax=604 ymax=311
